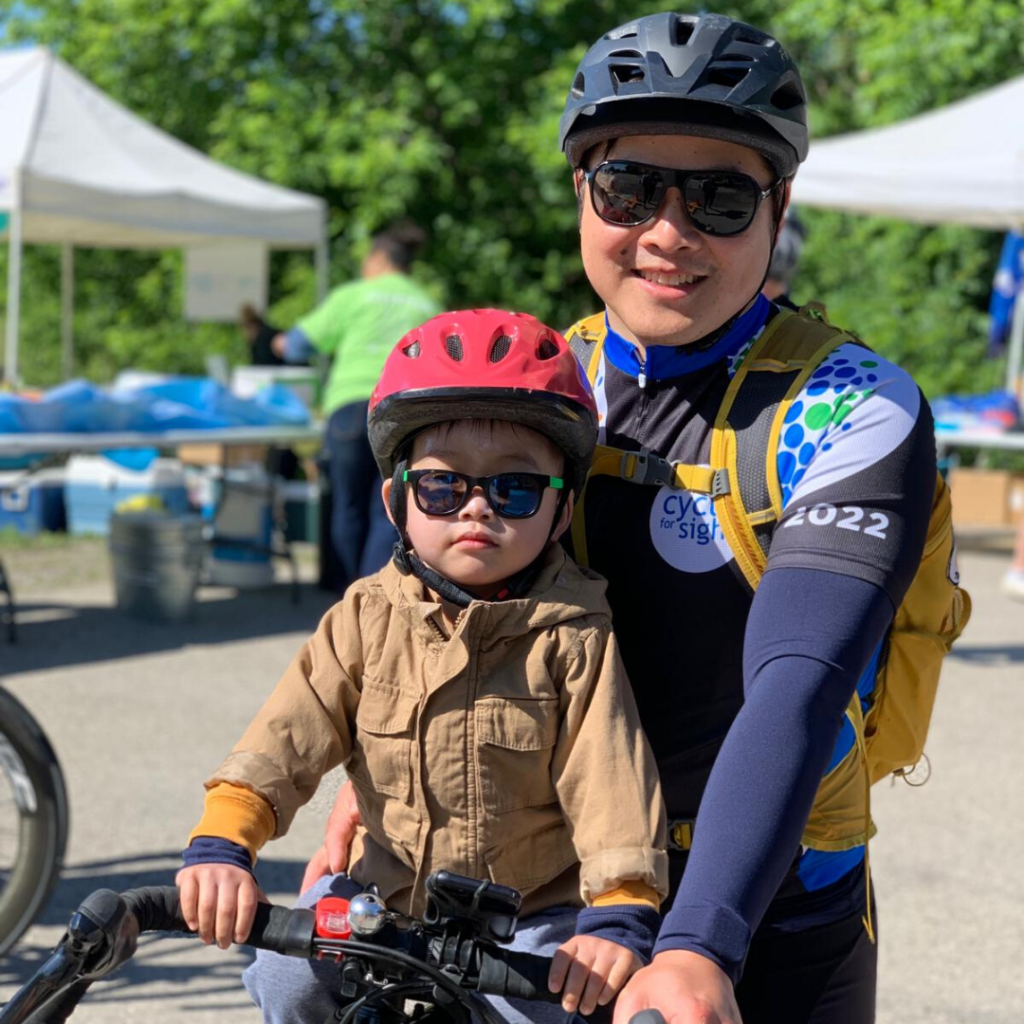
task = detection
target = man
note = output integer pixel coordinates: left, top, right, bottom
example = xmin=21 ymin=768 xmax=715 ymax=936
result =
xmin=274 ymin=221 xmax=441 ymax=590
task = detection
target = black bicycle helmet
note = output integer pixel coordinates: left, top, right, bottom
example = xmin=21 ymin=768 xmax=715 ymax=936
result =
xmin=560 ymin=12 xmax=809 ymax=178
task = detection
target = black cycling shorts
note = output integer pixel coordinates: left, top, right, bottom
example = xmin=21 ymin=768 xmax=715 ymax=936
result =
xmin=736 ymin=905 xmax=877 ymax=1024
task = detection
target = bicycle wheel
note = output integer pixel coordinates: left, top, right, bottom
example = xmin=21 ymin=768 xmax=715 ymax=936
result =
xmin=0 ymin=686 xmax=69 ymax=954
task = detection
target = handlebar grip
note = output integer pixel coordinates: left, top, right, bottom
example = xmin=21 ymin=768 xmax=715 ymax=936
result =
xmin=121 ymin=886 xmax=189 ymax=933
xmin=245 ymin=902 xmax=317 ymax=957
xmin=476 ymin=948 xmax=561 ymax=1004
xmin=628 ymin=1012 xmax=668 ymax=1024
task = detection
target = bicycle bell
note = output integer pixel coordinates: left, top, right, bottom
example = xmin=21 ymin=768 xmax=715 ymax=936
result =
xmin=348 ymin=892 xmax=388 ymax=936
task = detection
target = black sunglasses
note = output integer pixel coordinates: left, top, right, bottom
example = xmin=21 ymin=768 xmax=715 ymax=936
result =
xmin=403 ymin=469 xmax=563 ymax=520
xmin=584 ymin=160 xmax=780 ymax=235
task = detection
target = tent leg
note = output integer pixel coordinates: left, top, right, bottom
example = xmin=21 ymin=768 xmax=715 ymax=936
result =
xmin=61 ymin=244 xmax=74 ymax=380
xmin=1005 ymin=280 xmax=1024 ymax=404
xmin=315 ymin=205 xmax=329 ymax=302
xmin=3 ymin=203 xmax=23 ymax=385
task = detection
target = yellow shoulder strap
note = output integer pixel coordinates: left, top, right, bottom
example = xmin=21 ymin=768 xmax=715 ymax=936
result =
xmin=710 ymin=307 xmax=858 ymax=590
xmin=564 ymin=312 xmax=607 ymax=382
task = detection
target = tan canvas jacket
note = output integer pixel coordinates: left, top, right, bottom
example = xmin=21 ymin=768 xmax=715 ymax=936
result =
xmin=205 ymin=545 xmax=668 ymax=917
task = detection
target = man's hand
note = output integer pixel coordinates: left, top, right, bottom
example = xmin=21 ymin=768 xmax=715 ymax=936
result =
xmin=612 ymin=949 xmax=742 ymax=1024
xmin=300 ymin=779 xmax=362 ymax=893
xmin=549 ymin=935 xmax=642 ymax=1016
xmin=270 ymin=332 xmax=287 ymax=359
xmin=176 ymin=863 xmax=263 ymax=949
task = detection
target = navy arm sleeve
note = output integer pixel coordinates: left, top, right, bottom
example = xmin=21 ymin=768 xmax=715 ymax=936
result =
xmin=653 ymin=566 xmax=893 ymax=982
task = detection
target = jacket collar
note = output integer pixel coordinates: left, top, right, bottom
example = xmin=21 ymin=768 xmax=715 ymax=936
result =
xmin=378 ymin=545 xmax=610 ymax=641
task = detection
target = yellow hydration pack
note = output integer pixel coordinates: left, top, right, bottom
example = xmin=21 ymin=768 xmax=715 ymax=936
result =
xmin=565 ymin=305 xmax=972 ymax=863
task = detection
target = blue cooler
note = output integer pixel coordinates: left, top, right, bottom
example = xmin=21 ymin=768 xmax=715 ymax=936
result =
xmin=0 ymin=470 xmax=67 ymax=535
xmin=64 ymin=456 xmax=190 ymax=536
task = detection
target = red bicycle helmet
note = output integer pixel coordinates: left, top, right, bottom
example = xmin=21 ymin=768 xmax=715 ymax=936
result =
xmin=368 ymin=309 xmax=598 ymax=495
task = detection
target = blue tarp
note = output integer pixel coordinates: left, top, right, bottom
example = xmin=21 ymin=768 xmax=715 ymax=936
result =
xmin=0 ymin=377 xmax=311 ymax=435
xmin=932 ymin=389 xmax=1020 ymax=432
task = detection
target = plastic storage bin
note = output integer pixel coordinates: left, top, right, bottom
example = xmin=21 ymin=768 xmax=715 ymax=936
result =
xmin=64 ymin=456 xmax=190 ymax=536
xmin=0 ymin=470 xmax=67 ymax=535
xmin=109 ymin=511 xmax=205 ymax=622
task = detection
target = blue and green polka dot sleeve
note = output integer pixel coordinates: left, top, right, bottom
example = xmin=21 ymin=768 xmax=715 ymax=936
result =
xmin=767 ymin=343 xmax=935 ymax=606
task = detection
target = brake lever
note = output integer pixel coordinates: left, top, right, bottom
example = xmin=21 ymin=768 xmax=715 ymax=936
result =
xmin=65 ymin=889 xmax=141 ymax=980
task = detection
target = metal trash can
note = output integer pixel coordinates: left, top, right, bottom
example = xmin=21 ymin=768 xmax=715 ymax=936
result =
xmin=108 ymin=512 xmax=206 ymax=622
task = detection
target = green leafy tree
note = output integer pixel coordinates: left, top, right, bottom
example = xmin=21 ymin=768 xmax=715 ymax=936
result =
xmin=1 ymin=0 xmax=1022 ymax=399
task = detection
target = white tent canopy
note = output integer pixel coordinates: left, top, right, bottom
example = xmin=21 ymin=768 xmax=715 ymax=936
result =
xmin=791 ymin=73 xmax=1024 ymax=393
xmin=792 ymin=73 xmax=1024 ymax=229
xmin=0 ymin=45 xmax=328 ymax=382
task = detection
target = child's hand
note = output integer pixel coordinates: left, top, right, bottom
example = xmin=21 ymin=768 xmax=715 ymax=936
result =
xmin=548 ymin=934 xmax=643 ymax=1016
xmin=176 ymin=863 xmax=262 ymax=949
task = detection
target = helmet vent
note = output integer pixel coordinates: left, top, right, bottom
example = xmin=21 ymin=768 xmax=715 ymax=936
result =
xmin=489 ymin=335 xmax=513 ymax=363
xmin=722 ymin=52 xmax=754 ymax=62
xmin=537 ymin=338 xmax=560 ymax=361
xmin=607 ymin=25 xmax=638 ymax=41
xmin=771 ymin=83 xmax=805 ymax=111
xmin=674 ymin=20 xmax=695 ymax=46
xmin=735 ymin=31 xmax=766 ymax=47
xmin=402 ymin=341 xmax=421 ymax=358
xmin=571 ymin=72 xmax=585 ymax=99
xmin=706 ymin=67 xmax=749 ymax=89
xmin=444 ymin=335 xmax=465 ymax=361
xmin=609 ymin=49 xmax=642 ymax=59
xmin=611 ymin=64 xmax=645 ymax=86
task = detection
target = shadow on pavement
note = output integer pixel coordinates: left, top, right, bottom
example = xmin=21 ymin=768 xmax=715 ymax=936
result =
xmin=2 ymin=585 xmax=337 ymax=675
xmin=0 ymin=852 xmax=311 ymax=1002
xmin=948 ymin=644 xmax=1024 ymax=665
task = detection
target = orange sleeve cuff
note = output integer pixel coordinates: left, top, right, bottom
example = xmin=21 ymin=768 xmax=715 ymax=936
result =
xmin=591 ymin=881 xmax=661 ymax=911
xmin=187 ymin=782 xmax=277 ymax=863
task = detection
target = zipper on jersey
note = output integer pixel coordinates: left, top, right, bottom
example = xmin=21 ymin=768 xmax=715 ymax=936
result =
xmin=632 ymin=354 xmax=652 ymax=440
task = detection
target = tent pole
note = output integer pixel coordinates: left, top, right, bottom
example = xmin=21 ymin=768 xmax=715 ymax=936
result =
xmin=315 ymin=203 xmax=329 ymax=302
xmin=1005 ymin=266 xmax=1024 ymax=403
xmin=61 ymin=244 xmax=74 ymax=380
xmin=3 ymin=170 xmax=23 ymax=386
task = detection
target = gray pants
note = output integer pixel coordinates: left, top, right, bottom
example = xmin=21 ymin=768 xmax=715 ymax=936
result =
xmin=243 ymin=873 xmax=576 ymax=1024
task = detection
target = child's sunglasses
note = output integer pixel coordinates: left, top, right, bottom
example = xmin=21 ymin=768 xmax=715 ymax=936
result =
xmin=403 ymin=469 xmax=564 ymax=519
xmin=584 ymin=160 xmax=780 ymax=235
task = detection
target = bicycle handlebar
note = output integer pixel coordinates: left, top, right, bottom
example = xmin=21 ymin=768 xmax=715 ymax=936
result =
xmin=0 ymin=885 xmax=665 ymax=1024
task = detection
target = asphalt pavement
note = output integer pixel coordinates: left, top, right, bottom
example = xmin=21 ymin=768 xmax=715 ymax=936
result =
xmin=0 ymin=541 xmax=1021 ymax=1023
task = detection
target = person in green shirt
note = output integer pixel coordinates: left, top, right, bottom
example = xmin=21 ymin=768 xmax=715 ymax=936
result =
xmin=273 ymin=221 xmax=441 ymax=590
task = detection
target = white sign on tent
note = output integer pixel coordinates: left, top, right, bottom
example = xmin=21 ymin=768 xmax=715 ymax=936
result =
xmin=184 ymin=243 xmax=268 ymax=323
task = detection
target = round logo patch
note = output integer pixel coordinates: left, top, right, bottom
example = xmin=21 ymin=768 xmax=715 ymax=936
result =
xmin=649 ymin=482 xmax=733 ymax=573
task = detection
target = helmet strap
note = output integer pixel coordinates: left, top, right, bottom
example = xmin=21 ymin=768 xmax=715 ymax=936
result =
xmin=681 ymin=180 xmax=788 ymax=353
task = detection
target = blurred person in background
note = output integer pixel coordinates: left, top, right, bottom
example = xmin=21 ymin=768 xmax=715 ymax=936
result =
xmin=762 ymin=208 xmax=806 ymax=306
xmin=239 ymin=304 xmax=288 ymax=366
xmin=1003 ymin=523 xmax=1024 ymax=600
xmin=273 ymin=221 xmax=441 ymax=591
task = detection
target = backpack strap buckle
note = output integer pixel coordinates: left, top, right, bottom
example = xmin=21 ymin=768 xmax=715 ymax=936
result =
xmin=668 ymin=819 xmax=694 ymax=852
xmin=618 ymin=447 xmax=675 ymax=487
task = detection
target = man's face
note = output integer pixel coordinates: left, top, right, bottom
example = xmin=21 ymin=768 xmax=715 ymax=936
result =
xmin=578 ymin=133 xmax=779 ymax=349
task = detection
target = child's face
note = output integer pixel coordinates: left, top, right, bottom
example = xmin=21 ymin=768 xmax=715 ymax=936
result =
xmin=383 ymin=420 xmax=572 ymax=597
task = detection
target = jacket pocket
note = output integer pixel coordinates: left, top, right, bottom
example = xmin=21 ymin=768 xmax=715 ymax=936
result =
xmin=348 ymin=684 xmax=417 ymax=799
xmin=476 ymin=697 xmax=559 ymax=813
xmin=484 ymin=819 xmax=579 ymax=892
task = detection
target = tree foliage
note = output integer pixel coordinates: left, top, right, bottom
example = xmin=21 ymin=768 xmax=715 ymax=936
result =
xmin=1 ymin=0 xmax=1022 ymax=397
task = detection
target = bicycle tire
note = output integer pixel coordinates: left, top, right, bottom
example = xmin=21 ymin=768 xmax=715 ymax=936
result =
xmin=0 ymin=687 xmax=70 ymax=955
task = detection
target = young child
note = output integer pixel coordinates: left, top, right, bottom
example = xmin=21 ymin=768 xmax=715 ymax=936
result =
xmin=177 ymin=309 xmax=668 ymax=1024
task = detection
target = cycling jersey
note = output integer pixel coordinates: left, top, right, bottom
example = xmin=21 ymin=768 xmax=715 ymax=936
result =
xmin=568 ymin=297 xmax=936 ymax=978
